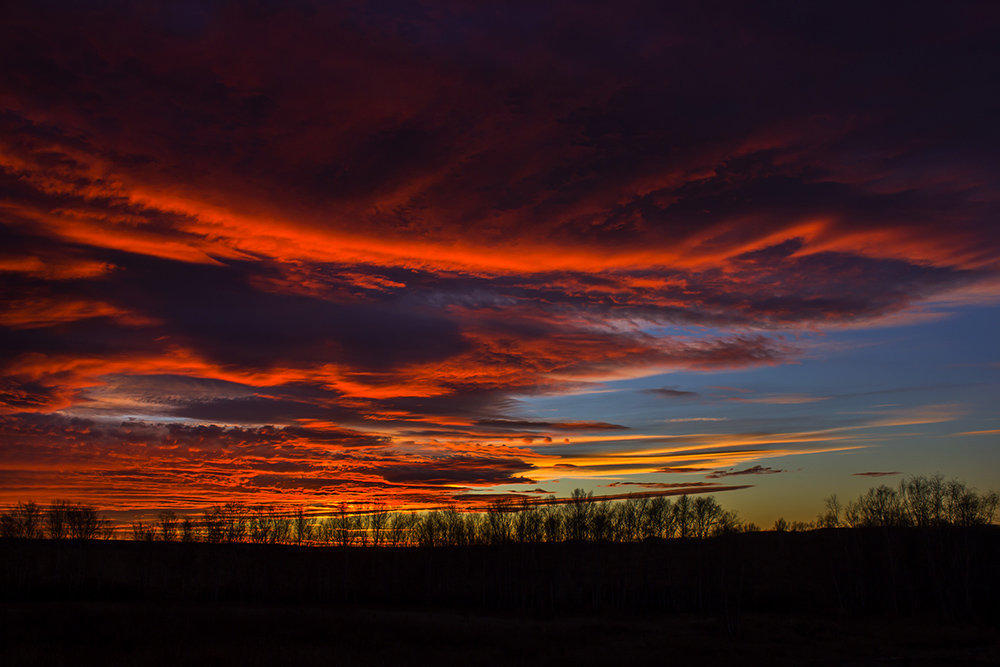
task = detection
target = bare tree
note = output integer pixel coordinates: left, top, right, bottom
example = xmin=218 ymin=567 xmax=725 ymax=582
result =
xmin=0 ymin=510 xmax=16 ymax=539
xmin=158 ymin=511 xmax=178 ymax=541
xmin=274 ymin=511 xmax=292 ymax=544
xmin=899 ymin=474 xmax=942 ymax=527
xmin=980 ymin=490 xmax=1000 ymax=525
xmin=21 ymin=501 xmax=44 ymax=538
xmin=590 ymin=498 xmax=612 ymax=541
xmin=415 ymin=510 xmax=443 ymax=547
xmin=693 ymin=495 xmax=724 ymax=538
xmin=249 ymin=505 xmax=275 ymax=544
xmin=613 ymin=495 xmax=643 ymax=542
xmin=484 ymin=498 xmax=514 ymax=545
xmin=513 ymin=497 xmax=543 ymax=543
xmin=817 ymin=494 xmax=842 ymax=528
xmin=355 ymin=506 xmax=370 ymax=547
xmin=541 ymin=497 xmax=564 ymax=542
xmin=132 ymin=521 xmax=156 ymax=541
xmin=222 ymin=502 xmax=248 ymax=543
xmin=65 ymin=503 xmax=106 ymax=540
xmin=368 ymin=504 xmax=390 ymax=547
xmin=441 ymin=505 xmax=469 ymax=546
xmin=713 ymin=509 xmax=745 ymax=535
xmin=293 ymin=506 xmax=314 ymax=546
xmin=181 ymin=517 xmax=195 ymax=542
xmin=331 ymin=503 xmax=358 ymax=547
xmin=673 ymin=495 xmax=694 ymax=538
xmin=316 ymin=516 xmax=335 ymax=544
xmin=845 ymin=485 xmax=905 ymax=527
xmin=202 ymin=506 xmax=225 ymax=543
xmin=566 ymin=488 xmax=593 ymax=541
xmin=641 ymin=496 xmax=672 ymax=539
xmin=387 ymin=511 xmax=416 ymax=547
xmin=46 ymin=500 xmax=70 ymax=539
xmin=945 ymin=480 xmax=998 ymax=526
xmin=0 ymin=501 xmax=44 ymax=539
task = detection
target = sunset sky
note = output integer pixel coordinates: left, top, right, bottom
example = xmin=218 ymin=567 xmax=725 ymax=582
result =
xmin=1 ymin=1 xmax=998 ymax=525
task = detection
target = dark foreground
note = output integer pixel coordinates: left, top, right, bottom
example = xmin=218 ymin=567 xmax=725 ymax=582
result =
xmin=2 ymin=528 xmax=998 ymax=665
xmin=1 ymin=601 xmax=998 ymax=666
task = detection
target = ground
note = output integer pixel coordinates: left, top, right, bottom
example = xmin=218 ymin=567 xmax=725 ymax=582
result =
xmin=1 ymin=601 xmax=997 ymax=666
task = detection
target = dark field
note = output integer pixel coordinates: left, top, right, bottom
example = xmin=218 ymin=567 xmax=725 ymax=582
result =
xmin=2 ymin=528 xmax=998 ymax=665
xmin=2 ymin=602 xmax=998 ymax=666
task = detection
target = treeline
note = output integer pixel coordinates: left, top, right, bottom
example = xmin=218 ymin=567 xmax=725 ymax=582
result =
xmin=2 ymin=475 xmax=997 ymax=546
xmin=0 ymin=500 xmax=113 ymax=541
xmin=2 ymin=490 xmax=745 ymax=546
xmin=816 ymin=473 xmax=999 ymax=529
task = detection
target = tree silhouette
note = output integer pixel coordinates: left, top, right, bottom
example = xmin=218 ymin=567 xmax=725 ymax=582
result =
xmin=0 ymin=501 xmax=44 ymax=539
xmin=180 ymin=517 xmax=195 ymax=542
xmin=673 ymin=494 xmax=693 ymax=538
xmin=64 ymin=503 xmax=107 ymax=539
xmin=387 ymin=511 xmax=416 ymax=547
xmin=541 ymin=497 xmax=564 ymax=542
xmin=222 ymin=502 xmax=248 ymax=543
xmin=248 ymin=505 xmax=290 ymax=544
xmin=158 ymin=511 xmax=178 ymax=541
xmin=484 ymin=498 xmax=514 ymax=545
xmin=46 ymin=500 xmax=70 ymax=539
xmin=692 ymin=496 xmax=724 ymax=538
xmin=817 ymin=494 xmax=841 ymax=528
xmin=513 ymin=497 xmax=543 ymax=543
xmin=293 ymin=506 xmax=313 ymax=546
xmin=846 ymin=485 xmax=905 ymax=527
xmin=4 ymin=473 xmax=998 ymax=550
xmin=202 ymin=506 xmax=225 ymax=543
xmin=329 ymin=503 xmax=358 ymax=547
xmin=945 ymin=480 xmax=998 ymax=526
xmin=612 ymin=495 xmax=643 ymax=542
xmin=415 ymin=509 xmax=443 ymax=547
xmin=440 ymin=505 xmax=470 ymax=546
xmin=132 ymin=521 xmax=156 ymax=541
xmin=566 ymin=488 xmax=593 ymax=540
xmin=368 ymin=505 xmax=389 ymax=547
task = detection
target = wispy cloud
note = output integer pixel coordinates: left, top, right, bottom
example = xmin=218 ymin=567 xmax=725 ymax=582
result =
xmin=663 ymin=417 xmax=728 ymax=423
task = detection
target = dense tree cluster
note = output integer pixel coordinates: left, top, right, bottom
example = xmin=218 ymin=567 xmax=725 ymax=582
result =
xmin=406 ymin=491 xmax=747 ymax=547
xmin=2 ymin=475 xmax=997 ymax=546
xmin=817 ymin=475 xmax=999 ymax=529
xmin=124 ymin=492 xmax=748 ymax=547
xmin=0 ymin=500 xmax=112 ymax=540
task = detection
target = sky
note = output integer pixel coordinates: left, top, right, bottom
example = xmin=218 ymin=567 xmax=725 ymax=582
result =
xmin=1 ymin=1 xmax=998 ymax=525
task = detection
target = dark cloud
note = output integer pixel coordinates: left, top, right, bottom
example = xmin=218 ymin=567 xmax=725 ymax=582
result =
xmin=172 ymin=395 xmax=360 ymax=425
xmin=642 ymin=387 xmax=699 ymax=399
xmin=0 ymin=413 xmax=386 ymax=455
xmin=852 ymin=471 xmax=902 ymax=478
xmin=376 ymin=455 xmax=535 ymax=486
xmin=707 ymin=465 xmax=786 ymax=479
xmin=101 ymin=253 xmax=469 ymax=372
xmin=604 ymin=481 xmax=720 ymax=489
